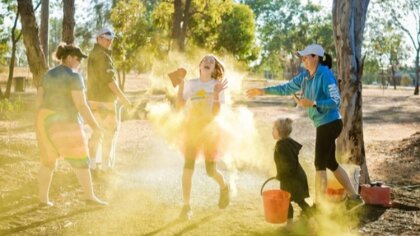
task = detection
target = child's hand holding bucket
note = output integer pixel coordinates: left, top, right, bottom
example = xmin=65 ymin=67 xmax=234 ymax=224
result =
xmin=168 ymin=68 xmax=187 ymax=87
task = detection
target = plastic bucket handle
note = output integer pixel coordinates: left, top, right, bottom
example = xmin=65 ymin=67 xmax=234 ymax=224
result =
xmin=260 ymin=177 xmax=280 ymax=195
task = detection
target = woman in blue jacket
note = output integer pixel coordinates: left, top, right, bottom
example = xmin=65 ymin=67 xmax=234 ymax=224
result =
xmin=247 ymin=44 xmax=363 ymax=211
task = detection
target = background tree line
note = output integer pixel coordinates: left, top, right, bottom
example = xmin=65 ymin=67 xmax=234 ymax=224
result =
xmin=0 ymin=0 xmax=418 ymax=185
xmin=0 ymin=0 xmax=418 ymax=94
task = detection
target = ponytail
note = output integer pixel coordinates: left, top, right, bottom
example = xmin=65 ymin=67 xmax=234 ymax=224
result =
xmin=53 ymin=43 xmax=86 ymax=61
xmin=319 ymin=53 xmax=332 ymax=69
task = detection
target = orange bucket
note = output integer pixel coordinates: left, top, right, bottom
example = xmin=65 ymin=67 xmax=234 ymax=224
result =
xmin=260 ymin=177 xmax=290 ymax=224
xmin=325 ymin=175 xmax=346 ymax=202
xmin=325 ymin=187 xmax=346 ymax=202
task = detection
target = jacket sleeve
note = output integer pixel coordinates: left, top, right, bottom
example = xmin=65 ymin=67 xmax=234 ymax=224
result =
xmin=315 ymin=73 xmax=340 ymax=109
xmin=275 ymin=144 xmax=298 ymax=178
xmin=264 ymin=74 xmax=304 ymax=96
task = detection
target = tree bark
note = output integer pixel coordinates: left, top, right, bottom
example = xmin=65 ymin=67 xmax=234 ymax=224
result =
xmin=62 ymin=0 xmax=75 ymax=44
xmin=4 ymin=10 xmax=22 ymax=99
xmin=40 ymin=0 xmax=49 ymax=64
xmin=172 ymin=0 xmax=183 ymax=51
xmin=333 ymin=0 xmax=370 ymax=184
xmin=17 ymin=0 xmax=48 ymax=87
xmin=179 ymin=0 xmax=192 ymax=51
xmin=415 ymin=49 xmax=419 ymax=95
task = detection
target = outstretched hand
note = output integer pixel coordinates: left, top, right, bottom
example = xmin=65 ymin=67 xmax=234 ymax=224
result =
xmin=295 ymin=98 xmax=315 ymax=108
xmin=214 ymin=79 xmax=228 ymax=94
xmin=246 ymin=88 xmax=264 ymax=97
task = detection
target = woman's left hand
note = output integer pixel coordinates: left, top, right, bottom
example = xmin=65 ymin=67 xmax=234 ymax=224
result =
xmin=296 ymin=98 xmax=315 ymax=108
xmin=214 ymin=79 xmax=228 ymax=95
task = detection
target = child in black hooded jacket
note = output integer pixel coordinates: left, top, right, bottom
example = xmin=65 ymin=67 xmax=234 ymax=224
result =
xmin=272 ymin=118 xmax=312 ymax=227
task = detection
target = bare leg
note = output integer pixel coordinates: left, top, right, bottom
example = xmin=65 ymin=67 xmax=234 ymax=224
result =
xmin=206 ymin=164 xmax=227 ymax=189
xmin=88 ymin=133 xmax=100 ymax=169
xmin=109 ymin=106 xmax=122 ymax=168
xmin=182 ymin=168 xmax=194 ymax=206
xmin=73 ymin=168 xmax=107 ymax=204
xmin=333 ymin=165 xmax=357 ymax=197
xmin=38 ymin=165 xmax=54 ymax=205
xmin=101 ymin=130 xmax=115 ymax=170
xmin=315 ymin=170 xmax=327 ymax=204
xmin=206 ymin=161 xmax=229 ymax=208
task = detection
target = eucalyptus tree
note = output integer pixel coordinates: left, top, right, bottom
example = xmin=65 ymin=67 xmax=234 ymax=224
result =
xmin=242 ymin=0 xmax=334 ymax=79
xmin=333 ymin=0 xmax=370 ymax=184
xmin=153 ymin=0 xmax=257 ymax=63
xmin=17 ymin=0 xmax=47 ymax=87
xmin=39 ymin=0 xmax=48 ymax=63
xmin=110 ymin=0 xmax=149 ymax=89
xmin=366 ymin=17 xmax=408 ymax=89
xmin=378 ymin=0 xmax=420 ymax=95
xmin=62 ymin=0 xmax=75 ymax=44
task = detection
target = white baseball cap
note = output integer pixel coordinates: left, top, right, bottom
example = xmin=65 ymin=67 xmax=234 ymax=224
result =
xmin=96 ymin=27 xmax=115 ymax=40
xmin=297 ymin=44 xmax=324 ymax=57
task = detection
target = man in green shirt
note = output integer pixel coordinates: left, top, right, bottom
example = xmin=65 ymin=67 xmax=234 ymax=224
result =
xmin=87 ymin=27 xmax=131 ymax=171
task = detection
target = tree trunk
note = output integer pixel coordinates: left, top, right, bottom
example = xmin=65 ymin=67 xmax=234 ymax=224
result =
xmin=17 ymin=0 xmax=48 ymax=87
xmin=4 ymin=9 xmax=22 ymax=99
xmin=40 ymin=0 xmax=49 ymax=64
xmin=333 ymin=0 xmax=370 ymax=185
xmin=5 ymin=37 xmax=19 ymax=98
xmin=172 ymin=0 xmax=183 ymax=51
xmin=122 ymin=70 xmax=126 ymax=91
xmin=414 ymin=49 xmax=419 ymax=95
xmin=62 ymin=0 xmax=75 ymax=44
xmin=179 ymin=0 xmax=192 ymax=51
xmin=391 ymin=65 xmax=396 ymax=90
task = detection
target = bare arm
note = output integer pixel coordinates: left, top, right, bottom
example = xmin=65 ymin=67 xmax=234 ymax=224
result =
xmin=71 ymin=90 xmax=101 ymax=130
xmin=108 ymin=81 xmax=131 ymax=107
xmin=176 ymin=80 xmax=186 ymax=110
xmin=212 ymin=79 xmax=228 ymax=115
xmin=36 ymin=87 xmax=44 ymax=110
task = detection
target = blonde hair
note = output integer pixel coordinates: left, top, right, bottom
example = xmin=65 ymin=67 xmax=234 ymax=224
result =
xmin=199 ymin=54 xmax=225 ymax=80
xmin=274 ymin=118 xmax=293 ymax=139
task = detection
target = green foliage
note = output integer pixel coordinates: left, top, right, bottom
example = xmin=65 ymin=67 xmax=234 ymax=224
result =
xmin=150 ymin=0 xmax=258 ymax=65
xmin=0 ymin=38 xmax=8 ymax=66
xmin=401 ymin=73 xmax=413 ymax=86
xmin=0 ymin=97 xmax=23 ymax=120
xmin=243 ymin=0 xmax=334 ymax=75
xmin=189 ymin=0 xmax=233 ymax=50
xmin=110 ymin=0 xmax=149 ymax=73
xmin=216 ymin=4 xmax=259 ymax=63
xmin=365 ymin=10 xmax=408 ymax=68
xmin=362 ymin=58 xmax=381 ymax=84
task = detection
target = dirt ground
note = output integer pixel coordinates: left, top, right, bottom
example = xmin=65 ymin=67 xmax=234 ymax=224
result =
xmin=0 ymin=77 xmax=419 ymax=235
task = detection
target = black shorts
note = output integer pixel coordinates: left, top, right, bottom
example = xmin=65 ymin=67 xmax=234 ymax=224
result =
xmin=315 ymin=119 xmax=343 ymax=171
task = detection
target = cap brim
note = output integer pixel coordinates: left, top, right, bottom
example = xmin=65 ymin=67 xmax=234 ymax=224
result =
xmin=101 ymin=35 xmax=114 ymax=40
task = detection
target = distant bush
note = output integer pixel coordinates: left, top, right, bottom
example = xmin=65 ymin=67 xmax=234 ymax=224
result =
xmin=400 ymin=74 xmax=412 ymax=86
xmin=363 ymin=73 xmax=379 ymax=85
xmin=0 ymin=98 xmax=24 ymax=120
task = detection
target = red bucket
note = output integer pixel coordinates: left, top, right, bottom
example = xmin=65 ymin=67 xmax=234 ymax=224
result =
xmin=360 ymin=182 xmax=391 ymax=207
xmin=260 ymin=177 xmax=291 ymax=224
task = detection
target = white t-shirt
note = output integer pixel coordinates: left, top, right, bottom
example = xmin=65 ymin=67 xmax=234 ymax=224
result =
xmin=183 ymin=78 xmax=225 ymax=119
